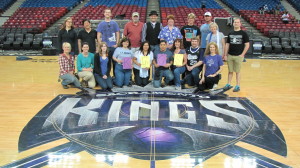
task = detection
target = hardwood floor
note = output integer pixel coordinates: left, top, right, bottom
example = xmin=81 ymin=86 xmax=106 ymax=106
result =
xmin=0 ymin=56 xmax=299 ymax=168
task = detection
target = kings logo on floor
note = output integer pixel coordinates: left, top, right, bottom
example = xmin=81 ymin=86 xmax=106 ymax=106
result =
xmin=4 ymin=91 xmax=291 ymax=167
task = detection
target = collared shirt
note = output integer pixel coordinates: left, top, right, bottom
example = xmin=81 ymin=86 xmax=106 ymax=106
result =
xmin=123 ymin=21 xmax=144 ymax=48
xmin=59 ymin=53 xmax=75 ymax=76
xmin=158 ymin=25 xmax=183 ymax=45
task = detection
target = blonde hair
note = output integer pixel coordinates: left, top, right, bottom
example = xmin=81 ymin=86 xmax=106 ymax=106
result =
xmin=62 ymin=42 xmax=71 ymax=50
xmin=209 ymin=22 xmax=219 ymax=29
xmin=187 ymin=13 xmax=196 ymax=19
xmin=204 ymin=42 xmax=219 ymax=56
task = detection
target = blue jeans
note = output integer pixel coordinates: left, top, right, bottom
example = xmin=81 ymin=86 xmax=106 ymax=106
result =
xmin=184 ymin=67 xmax=201 ymax=86
xmin=153 ymin=69 xmax=174 ymax=88
xmin=60 ymin=73 xmax=81 ymax=87
xmin=173 ymin=66 xmax=186 ymax=87
xmin=114 ymin=63 xmax=132 ymax=87
xmin=94 ymin=73 xmax=113 ymax=89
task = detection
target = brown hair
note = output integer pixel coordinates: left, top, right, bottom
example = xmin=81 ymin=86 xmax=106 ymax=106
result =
xmin=98 ymin=42 xmax=109 ymax=56
xmin=167 ymin=14 xmax=175 ymax=21
xmin=61 ymin=17 xmax=74 ymax=30
xmin=171 ymin=38 xmax=184 ymax=51
xmin=204 ymin=42 xmax=219 ymax=56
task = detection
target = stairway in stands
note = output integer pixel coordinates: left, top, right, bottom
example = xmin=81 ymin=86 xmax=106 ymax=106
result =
xmin=0 ymin=0 xmax=26 ymax=27
xmin=45 ymin=1 xmax=89 ymax=34
xmin=146 ymin=0 xmax=160 ymax=22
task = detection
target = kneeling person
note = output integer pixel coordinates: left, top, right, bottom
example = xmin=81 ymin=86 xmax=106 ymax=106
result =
xmin=153 ymin=40 xmax=174 ymax=88
xmin=194 ymin=42 xmax=223 ymax=93
xmin=77 ymin=42 xmax=96 ymax=88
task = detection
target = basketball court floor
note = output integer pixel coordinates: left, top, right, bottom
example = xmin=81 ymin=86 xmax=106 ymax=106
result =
xmin=0 ymin=56 xmax=299 ymax=168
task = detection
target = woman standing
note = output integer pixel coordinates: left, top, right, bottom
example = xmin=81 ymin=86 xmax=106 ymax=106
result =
xmin=76 ymin=42 xmax=95 ymax=88
xmin=58 ymin=17 xmax=77 ymax=55
xmin=133 ymin=41 xmax=153 ymax=87
xmin=158 ymin=15 xmax=183 ymax=49
xmin=94 ymin=42 xmax=113 ymax=91
xmin=171 ymin=39 xmax=187 ymax=90
xmin=112 ymin=37 xmax=134 ymax=87
xmin=58 ymin=42 xmax=81 ymax=89
xmin=193 ymin=42 xmax=223 ymax=93
xmin=206 ymin=23 xmax=225 ymax=59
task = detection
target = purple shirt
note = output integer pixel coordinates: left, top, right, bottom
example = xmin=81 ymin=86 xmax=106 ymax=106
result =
xmin=97 ymin=20 xmax=120 ymax=47
xmin=203 ymin=54 xmax=223 ymax=76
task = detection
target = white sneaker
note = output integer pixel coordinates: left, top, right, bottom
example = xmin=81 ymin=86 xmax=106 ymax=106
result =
xmin=213 ymin=84 xmax=218 ymax=89
xmin=175 ymin=86 xmax=181 ymax=90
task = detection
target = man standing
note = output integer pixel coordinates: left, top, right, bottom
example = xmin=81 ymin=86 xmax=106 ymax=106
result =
xmin=152 ymin=40 xmax=174 ymax=88
xmin=97 ymin=8 xmax=120 ymax=55
xmin=142 ymin=11 xmax=163 ymax=52
xmin=78 ymin=19 xmax=97 ymax=53
xmin=224 ymin=18 xmax=249 ymax=92
xmin=183 ymin=37 xmax=203 ymax=87
xmin=181 ymin=13 xmax=200 ymax=48
xmin=200 ymin=12 xmax=213 ymax=58
xmin=123 ymin=12 xmax=144 ymax=54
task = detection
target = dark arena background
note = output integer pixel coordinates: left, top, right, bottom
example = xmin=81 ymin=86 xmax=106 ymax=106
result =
xmin=0 ymin=0 xmax=300 ymax=168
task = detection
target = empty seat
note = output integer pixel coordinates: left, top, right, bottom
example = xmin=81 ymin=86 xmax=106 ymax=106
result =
xmin=13 ymin=33 xmax=24 ymax=50
xmin=32 ymin=34 xmax=43 ymax=50
xmin=3 ymin=33 xmax=15 ymax=50
xmin=262 ymin=38 xmax=272 ymax=53
xmin=23 ymin=33 xmax=34 ymax=50
xmin=271 ymin=38 xmax=282 ymax=54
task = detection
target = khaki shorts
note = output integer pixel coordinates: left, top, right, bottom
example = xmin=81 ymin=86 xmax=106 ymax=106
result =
xmin=227 ymin=54 xmax=244 ymax=73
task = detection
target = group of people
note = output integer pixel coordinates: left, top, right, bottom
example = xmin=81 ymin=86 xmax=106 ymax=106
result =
xmin=58 ymin=8 xmax=249 ymax=93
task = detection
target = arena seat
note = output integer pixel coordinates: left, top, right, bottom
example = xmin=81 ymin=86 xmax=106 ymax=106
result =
xmin=12 ymin=33 xmax=24 ymax=50
xmin=32 ymin=34 xmax=43 ymax=50
xmin=262 ymin=38 xmax=272 ymax=53
xmin=23 ymin=34 xmax=34 ymax=50
xmin=3 ymin=33 xmax=15 ymax=50
xmin=271 ymin=38 xmax=282 ymax=54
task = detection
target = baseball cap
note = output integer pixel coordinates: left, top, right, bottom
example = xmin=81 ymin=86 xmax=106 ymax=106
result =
xmin=132 ymin=12 xmax=139 ymax=17
xmin=204 ymin=12 xmax=212 ymax=16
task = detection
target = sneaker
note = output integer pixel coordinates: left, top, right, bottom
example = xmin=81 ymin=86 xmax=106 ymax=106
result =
xmin=212 ymin=84 xmax=218 ymax=89
xmin=106 ymin=88 xmax=113 ymax=92
xmin=233 ymin=86 xmax=240 ymax=92
xmin=175 ymin=85 xmax=181 ymax=90
xmin=192 ymin=88 xmax=200 ymax=94
xmin=223 ymin=84 xmax=233 ymax=90
xmin=62 ymin=85 xmax=69 ymax=89
xmin=76 ymin=89 xmax=89 ymax=95
xmin=81 ymin=80 xmax=88 ymax=88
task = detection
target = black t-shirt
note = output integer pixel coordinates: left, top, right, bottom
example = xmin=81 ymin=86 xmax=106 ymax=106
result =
xmin=181 ymin=25 xmax=200 ymax=48
xmin=77 ymin=29 xmax=97 ymax=53
xmin=226 ymin=30 xmax=249 ymax=56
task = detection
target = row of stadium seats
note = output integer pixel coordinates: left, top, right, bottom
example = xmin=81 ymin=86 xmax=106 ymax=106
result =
xmin=21 ymin=0 xmax=81 ymax=9
xmin=0 ymin=33 xmax=43 ymax=50
xmin=262 ymin=37 xmax=300 ymax=54
xmin=240 ymin=10 xmax=300 ymax=37
xmin=84 ymin=0 xmax=147 ymax=7
xmin=2 ymin=7 xmax=68 ymax=32
xmin=160 ymin=8 xmax=231 ymax=27
xmin=72 ymin=4 xmax=147 ymax=27
xmin=221 ymin=0 xmax=284 ymax=12
xmin=160 ymin=0 xmax=222 ymax=9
